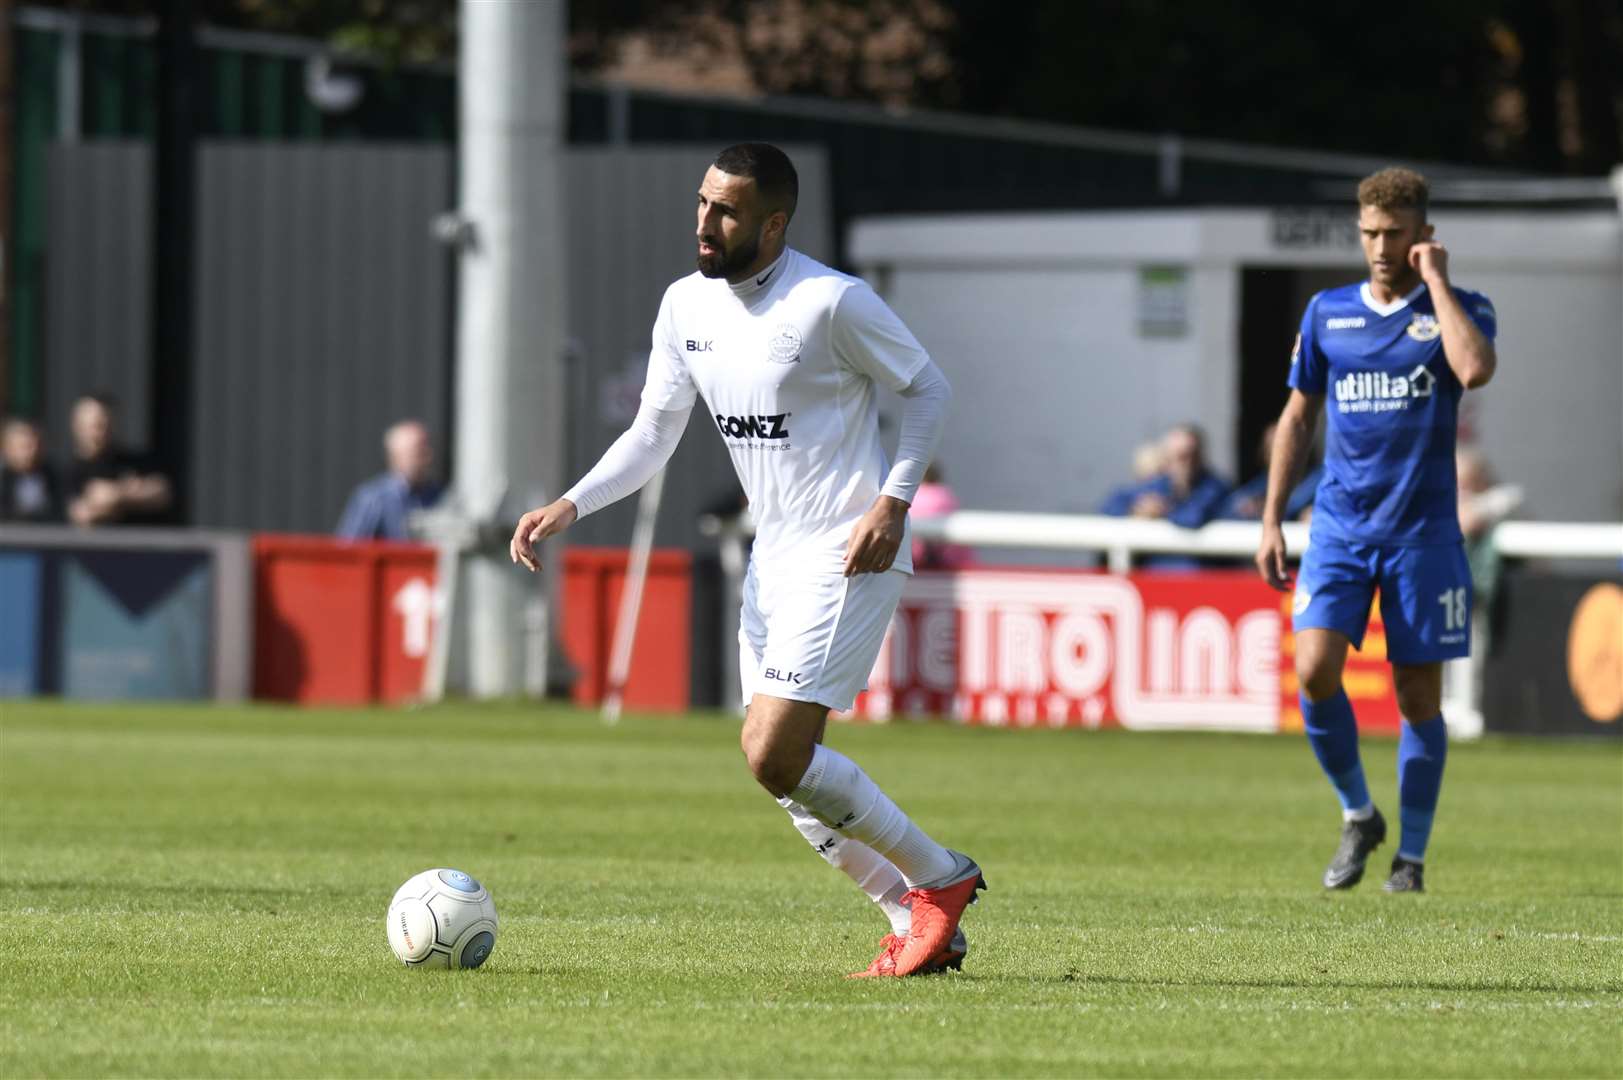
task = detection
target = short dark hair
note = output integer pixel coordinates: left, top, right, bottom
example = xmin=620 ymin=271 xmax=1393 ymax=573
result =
xmin=1171 ymin=422 xmax=1205 ymax=449
xmin=713 ymin=143 xmax=798 ymax=222
xmin=74 ymin=391 xmax=119 ymax=412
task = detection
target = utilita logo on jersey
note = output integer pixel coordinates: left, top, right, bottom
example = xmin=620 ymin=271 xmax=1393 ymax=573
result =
xmin=714 ymin=412 xmax=791 ymax=450
xmin=1334 ymin=364 xmax=1435 ymax=414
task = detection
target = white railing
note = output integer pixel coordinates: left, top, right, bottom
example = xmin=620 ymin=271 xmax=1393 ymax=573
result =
xmin=910 ymin=513 xmax=1308 ymax=573
xmin=710 ymin=510 xmax=1622 ymax=573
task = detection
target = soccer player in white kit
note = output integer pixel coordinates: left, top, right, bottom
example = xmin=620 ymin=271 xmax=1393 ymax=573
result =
xmin=510 ymin=144 xmax=984 ymax=978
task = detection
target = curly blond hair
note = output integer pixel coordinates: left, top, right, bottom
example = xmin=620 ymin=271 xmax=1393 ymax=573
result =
xmin=1357 ymin=167 xmax=1429 ymax=219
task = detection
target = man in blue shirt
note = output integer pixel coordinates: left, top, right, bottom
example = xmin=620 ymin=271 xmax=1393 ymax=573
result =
xmin=1124 ymin=424 xmax=1230 ymax=528
xmin=336 ymin=420 xmax=443 ymax=541
xmin=1255 ymin=168 xmax=1497 ymax=894
xmin=1222 ymin=423 xmax=1319 ymax=522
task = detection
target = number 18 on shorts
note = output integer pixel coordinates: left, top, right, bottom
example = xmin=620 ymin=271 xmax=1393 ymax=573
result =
xmin=1292 ymin=539 xmax=1473 ymax=665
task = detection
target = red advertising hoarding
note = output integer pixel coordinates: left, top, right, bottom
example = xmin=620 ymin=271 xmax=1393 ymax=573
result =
xmin=846 ymin=568 xmax=1403 ymax=733
xmin=253 ymin=536 xmax=439 ymax=705
xmin=560 ymin=547 xmax=692 ymax=712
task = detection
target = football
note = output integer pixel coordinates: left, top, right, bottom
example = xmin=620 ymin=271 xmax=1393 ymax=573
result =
xmin=385 ymin=868 xmax=499 ymax=969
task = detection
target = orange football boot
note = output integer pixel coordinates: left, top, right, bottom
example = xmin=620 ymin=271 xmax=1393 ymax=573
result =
xmin=892 ymin=851 xmax=985 ymax=977
xmin=847 ymin=927 xmax=967 ymax=978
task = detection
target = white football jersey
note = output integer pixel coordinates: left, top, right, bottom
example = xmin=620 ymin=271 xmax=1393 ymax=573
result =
xmin=642 ymin=248 xmax=930 ymax=574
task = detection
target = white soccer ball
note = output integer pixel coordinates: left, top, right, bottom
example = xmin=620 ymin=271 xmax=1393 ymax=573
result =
xmin=386 ymin=868 xmax=499 ymax=969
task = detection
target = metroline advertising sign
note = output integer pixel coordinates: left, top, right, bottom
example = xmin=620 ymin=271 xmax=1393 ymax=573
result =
xmin=847 ymin=569 xmax=1402 ymax=734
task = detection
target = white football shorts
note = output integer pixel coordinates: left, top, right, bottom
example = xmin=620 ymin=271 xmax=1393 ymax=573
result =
xmin=737 ymin=560 xmax=906 ymax=713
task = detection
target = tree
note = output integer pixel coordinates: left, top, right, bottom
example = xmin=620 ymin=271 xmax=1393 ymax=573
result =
xmin=22 ymin=0 xmax=1623 ymax=172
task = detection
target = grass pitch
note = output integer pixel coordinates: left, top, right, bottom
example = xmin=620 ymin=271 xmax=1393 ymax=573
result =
xmin=1 ymin=701 xmax=1619 ymax=1078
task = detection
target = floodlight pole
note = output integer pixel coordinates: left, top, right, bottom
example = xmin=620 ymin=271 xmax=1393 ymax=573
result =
xmin=452 ymin=0 xmax=567 ymax=698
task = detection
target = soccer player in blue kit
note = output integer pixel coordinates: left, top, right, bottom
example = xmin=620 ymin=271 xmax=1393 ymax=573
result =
xmin=1255 ymin=168 xmax=1497 ymax=893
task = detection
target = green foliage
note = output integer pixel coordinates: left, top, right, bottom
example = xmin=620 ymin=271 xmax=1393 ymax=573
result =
xmin=1 ymin=702 xmax=1619 ymax=1077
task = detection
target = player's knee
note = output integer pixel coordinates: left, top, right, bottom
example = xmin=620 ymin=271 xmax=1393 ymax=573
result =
xmin=739 ymin=721 xmax=798 ymax=795
xmin=1296 ymin=655 xmax=1342 ymax=703
xmin=746 ymin=748 xmax=802 ymax=797
xmin=738 ymin=721 xmax=768 ymax=776
xmin=1394 ymin=675 xmax=1442 ymax=722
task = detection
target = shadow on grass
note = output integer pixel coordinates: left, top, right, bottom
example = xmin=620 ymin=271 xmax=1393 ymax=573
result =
xmin=1 ymin=878 xmax=322 ymax=901
xmin=1057 ymin=972 xmax=1623 ymax=995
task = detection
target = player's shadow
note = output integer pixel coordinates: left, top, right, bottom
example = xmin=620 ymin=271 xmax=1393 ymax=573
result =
xmin=1059 ymin=972 xmax=1623 ymax=995
xmin=10 ymin=879 xmax=324 ymax=903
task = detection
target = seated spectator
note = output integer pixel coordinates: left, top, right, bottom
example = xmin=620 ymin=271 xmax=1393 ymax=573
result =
xmin=1456 ymin=445 xmax=1523 ymax=610
xmin=0 ymin=417 xmax=64 ymax=523
xmin=66 ymin=394 xmax=173 ymax=527
xmin=1097 ymin=441 xmax=1164 ymax=516
xmin=336 ymin=420 xmax=444 ymax=541
xmin=911 ymin=464 xmax=974 ymax=570
xmin=1222 ymin=422 xmax=1320 ymax=522
xmin=1446 ymin=447 xmax=1523 ymax=737
xmin=1129 ymin=423 xmax=1230 ymax=528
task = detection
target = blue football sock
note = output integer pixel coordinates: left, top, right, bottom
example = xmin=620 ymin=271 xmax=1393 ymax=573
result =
xmin=1397 ymin=714 xmax=1448 ymax=861
xmin=1301 ymin=689 xmax=1370 ymax=815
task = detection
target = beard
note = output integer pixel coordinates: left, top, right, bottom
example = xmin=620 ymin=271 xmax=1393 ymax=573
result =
xmin=696 ymin=229 xmax=761 ymax=280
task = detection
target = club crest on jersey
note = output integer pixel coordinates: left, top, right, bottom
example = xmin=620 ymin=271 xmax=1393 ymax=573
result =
xmin=1406 ymin=314 xmax=1441 ymax=341
xmin=767 ymin=323 xmax=803 ymax=364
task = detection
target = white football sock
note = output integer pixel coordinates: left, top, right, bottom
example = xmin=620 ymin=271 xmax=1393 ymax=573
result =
xmin=778 ymin=797 xmax=911 ymax=935
xmin=788 ymin=745 xmax=957 ymax=887
xmin=1343 ymin=803 xmax=1375 ymax=822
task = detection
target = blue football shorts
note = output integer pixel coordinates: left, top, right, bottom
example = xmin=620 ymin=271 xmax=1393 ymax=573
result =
xmin=1292 ymin=536 xmax=1472 ymax=664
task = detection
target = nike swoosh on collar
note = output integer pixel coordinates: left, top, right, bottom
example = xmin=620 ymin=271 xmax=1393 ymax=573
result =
xmin=756 ymin=265 xmax=778 ymax=287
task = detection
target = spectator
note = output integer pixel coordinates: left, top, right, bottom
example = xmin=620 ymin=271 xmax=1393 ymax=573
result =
xmin=1128 ymin=423 xmax=1231 ymax=528
xmin=1446 ymin=446 xmax=1523 ymax=738
xmin=65 ymin=394 xmax=173 ymax=527
xmin=1456 ymin=445 xmax=1523 ymax=613
xmin=1222 ymin=422 xmax=1320 ymax=522
xmin=1097 ymin=441 xmax=1164 ymax=516
xmin=911 ymin=464 xmax=973 ymax=570
xmin=336 ymin=420 xmax=443 ymax=541
xmin=0 ymin=417 xmax=64 ymax=523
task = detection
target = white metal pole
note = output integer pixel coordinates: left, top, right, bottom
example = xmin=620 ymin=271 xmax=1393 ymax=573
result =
xmin=602 ymin=468 xmax=666 ymax=724
xmin=454 ymin=0 xmax=567 ymax=698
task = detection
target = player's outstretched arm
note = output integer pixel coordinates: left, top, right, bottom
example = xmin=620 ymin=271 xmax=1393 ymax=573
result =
xmin=508 ymin=400 xmax=694 ymax=573
xmin=1255 ymin=390 xmax=1323 ymax=592
xmin=1410 ymin=240 xmax=1496 ymax=389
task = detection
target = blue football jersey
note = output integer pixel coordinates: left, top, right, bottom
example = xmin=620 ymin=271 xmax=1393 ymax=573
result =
xmin=1289 ymin=281 xmax=1496 ymax=546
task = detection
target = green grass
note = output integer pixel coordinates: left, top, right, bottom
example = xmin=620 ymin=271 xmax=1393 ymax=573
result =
xmin=1 ymin=701 xmax=1619 ymax=1078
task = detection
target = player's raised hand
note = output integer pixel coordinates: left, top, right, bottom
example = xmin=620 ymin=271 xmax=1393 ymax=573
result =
xmin=1255 ymin=521 xmax=1293 ymax=593
xmin=509 ymin=498 xmax=578 ymax=573
xmin=843 ymin=495 xmax=908 ymax=577
xmin=1408 ymin=240 xmax=1449 ymax=285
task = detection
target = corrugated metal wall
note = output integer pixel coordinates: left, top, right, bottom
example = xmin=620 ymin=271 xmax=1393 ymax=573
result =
xmin=45 ymin=142 xmax=153 ymax=452
xmin=191 ymin=144 xmax=454 ymax=533
xmin=42 ymin=142 xmax=832 ymax=547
